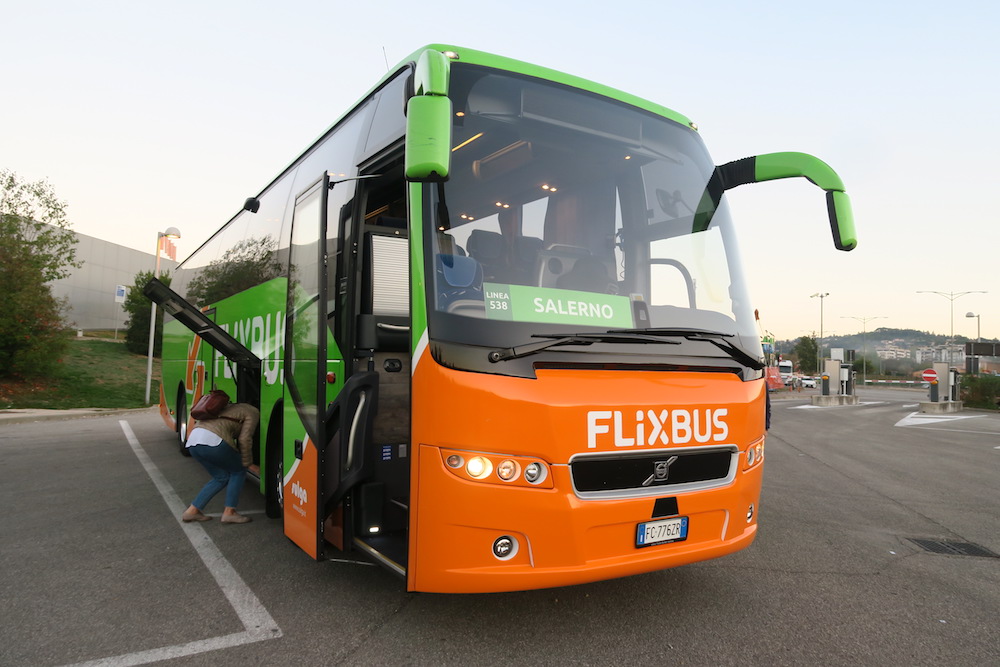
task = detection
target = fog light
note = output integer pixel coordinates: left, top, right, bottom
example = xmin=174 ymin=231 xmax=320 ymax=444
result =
xmin=446 ymin=454 xmax=464 ymax=469
xmin=746 ymin=504 xmax=755 ymax=523
xmin=524 ymin=462 xmax=545 ymax=484
xmin=492 ymin=535 xmax=518 ymax=560
xmin=496 ymin=459 xmax=520 ymax=481
xmin=466 ymin=456 xmax=493 ymax=479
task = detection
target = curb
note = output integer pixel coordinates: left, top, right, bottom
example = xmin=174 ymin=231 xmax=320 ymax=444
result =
xmin=0 ymin=406 xmax=158 ymax=426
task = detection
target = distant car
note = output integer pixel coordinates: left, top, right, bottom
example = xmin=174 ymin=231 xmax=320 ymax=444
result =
xmin=800 ymin=376 xmax=817 ymax=388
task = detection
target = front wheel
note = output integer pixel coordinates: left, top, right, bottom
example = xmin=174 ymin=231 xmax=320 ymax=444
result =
xmin=265 ymin=452 xmax=283 ymax=519
xmin=264 ymin=410 xmax=283 ymax=519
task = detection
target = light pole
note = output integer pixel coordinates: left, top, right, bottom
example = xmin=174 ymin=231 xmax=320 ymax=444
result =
xmin=842 ymin=315 xmax=886 ymax=385
xmin=967 ymin=311 xmax=981 ymax=374
xmin=810 ymin=292 xmax=829 ymax=375
xmin=145 ymin=227 xmax=181 ymax=404
xmin=917 ymin=290 xmax=986 ymax=366
xmin=965 ymin=311 xmax=981 ymax=342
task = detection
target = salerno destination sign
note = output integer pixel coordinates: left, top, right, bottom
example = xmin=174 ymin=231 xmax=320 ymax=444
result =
xmin=483 ymin=282 xmax=634 ymax=328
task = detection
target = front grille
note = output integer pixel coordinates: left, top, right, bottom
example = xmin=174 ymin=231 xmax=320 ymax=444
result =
xmin=571 ymin=447 xmax=736 ymax=497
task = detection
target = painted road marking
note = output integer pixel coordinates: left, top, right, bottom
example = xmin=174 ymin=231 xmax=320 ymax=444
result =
xmin=894 ymin=412 xmax=979 ymax=428
xmin=66 ymin=422 xmax=283 ymax=667
xmin=790 ymin=401 xmax=886 ymax=410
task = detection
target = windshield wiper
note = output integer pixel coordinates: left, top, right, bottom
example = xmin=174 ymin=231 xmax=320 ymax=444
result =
xmin=608 ymin=327 xmax=765 ymax=371
xmin=488 ymin=331 xmax=680 ymax=363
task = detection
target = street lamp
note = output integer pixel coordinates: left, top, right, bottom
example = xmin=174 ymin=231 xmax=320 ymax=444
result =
xmin=966 ymin=311 xmax=981 ymax=375
xmin=965 ymin=311 xmax=981 ymax=342
xmin=842 ymin=315 xmax=886 ymax=385
xmin=917 ymin=290 xmax=986 ymax=365
xmin=810 ymin=292 xmax=829 ymax=375
xmin=145 ymin=227 xmax=181 ymax=404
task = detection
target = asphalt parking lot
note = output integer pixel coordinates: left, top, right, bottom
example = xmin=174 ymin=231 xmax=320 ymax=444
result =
xmin=1 ymin=389 xmax=998 ymax=666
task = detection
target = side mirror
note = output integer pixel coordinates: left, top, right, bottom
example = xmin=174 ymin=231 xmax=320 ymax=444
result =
xmin=706 ymin=152 xmax=857 ymax=251
xmin=404 ymin=50 xmax=453 ymax=181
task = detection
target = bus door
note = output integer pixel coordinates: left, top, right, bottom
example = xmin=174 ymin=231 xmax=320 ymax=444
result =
xmin=346 ymin=204 xmax=411 ymax=575
xmin=281 ymin=174 xmax=342 ymax=558
xmin=325 ymin=160 xmax=411 ymax=575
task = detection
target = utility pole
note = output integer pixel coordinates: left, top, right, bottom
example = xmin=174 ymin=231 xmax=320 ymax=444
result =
xmin=917 ymin=290 xmax=986 ymax=366
xmin=842 ymin=315 xmax=886 ymax=385
xmin=810 ymin=292 xmax=829 ymax=375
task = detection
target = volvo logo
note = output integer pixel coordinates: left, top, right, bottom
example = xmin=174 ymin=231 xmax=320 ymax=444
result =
xmin=641 ymin=456 xmax=679 ymax=486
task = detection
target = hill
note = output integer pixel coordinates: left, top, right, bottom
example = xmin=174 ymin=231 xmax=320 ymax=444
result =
xmin=775 ymin=327 xmax=993 ymax=356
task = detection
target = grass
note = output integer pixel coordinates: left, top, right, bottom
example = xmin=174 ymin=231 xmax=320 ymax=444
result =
xmin=0 ymin=337 xmax=159 ymax=410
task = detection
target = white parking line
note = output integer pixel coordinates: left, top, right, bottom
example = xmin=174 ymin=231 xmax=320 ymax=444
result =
xmin=65 ymin=422 xmax=283 ymax=666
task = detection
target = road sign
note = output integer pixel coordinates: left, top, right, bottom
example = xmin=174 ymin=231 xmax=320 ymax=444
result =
xmin=921 ymin=369 xmax=938 ymax=382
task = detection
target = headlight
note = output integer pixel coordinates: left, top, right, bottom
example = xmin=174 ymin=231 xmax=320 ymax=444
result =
xmin=439 ymin=449 xmax=552 ymax=488
xmin=466 ymin=456 xmax=493 ymax=479
xmin=496 ymin=459 xmax=520 ymax=481
xmin=524 ymin=462 xmax=546 ymax=484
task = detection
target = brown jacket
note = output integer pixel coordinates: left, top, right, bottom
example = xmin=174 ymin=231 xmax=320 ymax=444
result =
xmin=194 ymin=403 xmax=260 ymax=467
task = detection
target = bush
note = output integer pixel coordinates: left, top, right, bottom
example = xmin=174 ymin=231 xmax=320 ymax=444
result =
xmin=0 ymin=253 xmax=68 ymax=377
xmin=961 ymin=374 xmax=1000 ymax=410
xmin=123 ymin=270 xmax=171 ymax=356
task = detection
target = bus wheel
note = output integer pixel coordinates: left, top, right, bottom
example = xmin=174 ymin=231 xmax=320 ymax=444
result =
xmin=176 ymin=389 xmax=191 ymax=457
xmin=266 ymin=452 xmax=283 ymax=519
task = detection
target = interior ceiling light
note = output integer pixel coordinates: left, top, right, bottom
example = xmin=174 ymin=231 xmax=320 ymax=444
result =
xmin=452 ymin=132 xmax=483 ymax=152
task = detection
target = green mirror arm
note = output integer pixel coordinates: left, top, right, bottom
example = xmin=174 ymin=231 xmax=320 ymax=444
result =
xmin=413 ymin=49 xmax=450 ymax=97
xmin=712 ymin=152 xmax=856 ymax=251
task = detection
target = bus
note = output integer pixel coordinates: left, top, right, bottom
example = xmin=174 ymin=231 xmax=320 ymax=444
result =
xmin=148 ymin=45 xmax=856 ymax=593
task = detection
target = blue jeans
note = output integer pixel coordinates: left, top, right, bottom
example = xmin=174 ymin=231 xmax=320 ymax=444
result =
xmin=189 ymin=443 xmax=247 ymax=509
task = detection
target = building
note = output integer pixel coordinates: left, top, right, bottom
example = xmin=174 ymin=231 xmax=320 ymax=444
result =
xmin=914 ymin=346 xmax=966 ymax=365
xmin=875 ymin=344 xmax=911 ymax=360
xmin=48 ymin=229 xmax=179 ymax=331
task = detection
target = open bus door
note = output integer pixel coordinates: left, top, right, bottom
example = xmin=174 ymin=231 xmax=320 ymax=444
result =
xmin=142 ymin=279 xmax=262 ymax=455
xmin=144 ymin=278 xmax=261 ymax=404
xmin=279 ymin=169 xmax=410 ymax=574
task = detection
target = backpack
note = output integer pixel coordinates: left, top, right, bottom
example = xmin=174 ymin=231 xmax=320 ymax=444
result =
xmin=190 ymin=389 xmax=237 ymax=421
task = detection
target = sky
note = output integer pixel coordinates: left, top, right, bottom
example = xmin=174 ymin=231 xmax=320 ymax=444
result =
xmin=3 ymin=0 xmax=997 ymax=342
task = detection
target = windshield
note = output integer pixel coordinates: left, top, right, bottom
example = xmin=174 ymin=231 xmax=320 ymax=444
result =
xmin=425 ymin=65 xmax=761 ymax=368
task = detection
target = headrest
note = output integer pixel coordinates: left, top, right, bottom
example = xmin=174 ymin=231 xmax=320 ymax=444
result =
xmin=436 ymin=254 xmax=482 ymax=288
xmin=467 ymin=230 xmax=504 ymax=261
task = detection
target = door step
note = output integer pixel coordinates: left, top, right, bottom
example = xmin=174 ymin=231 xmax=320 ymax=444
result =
xmin=353 ymin=531 xmax=408 ymax=576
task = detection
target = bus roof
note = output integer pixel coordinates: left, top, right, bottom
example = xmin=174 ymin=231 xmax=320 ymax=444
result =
xmin=183 ymin=45 xmax=696 ymax=266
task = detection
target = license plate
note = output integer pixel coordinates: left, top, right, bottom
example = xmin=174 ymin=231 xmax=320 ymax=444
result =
xmin=636 ymin=516 xmax=688 ymax=547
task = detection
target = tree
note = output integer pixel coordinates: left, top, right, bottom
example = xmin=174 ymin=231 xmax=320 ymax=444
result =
xmin=0 ymin=170 xmax=79 ymax=379
xmin=853 ymin=355 xmax=877 ymax=377
xmin=0 ymin=170 xmax=78 ymax=282
xmin=186 ymin=235 xmax=283 ymax=306
xmin=123 ymin=270 xmax=171 ymax=355
xmin=794 ymin=336 xmax=819 ymax=375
